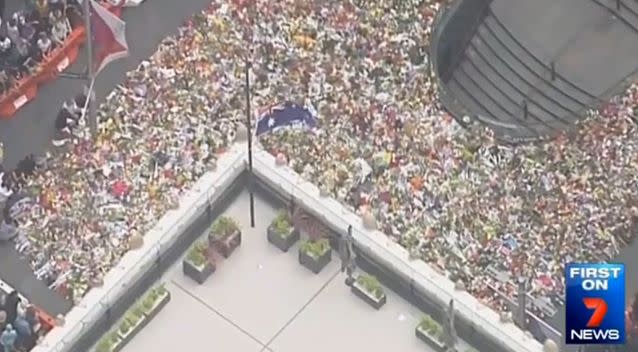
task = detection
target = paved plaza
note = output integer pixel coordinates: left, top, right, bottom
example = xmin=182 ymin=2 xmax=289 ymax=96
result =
xmin=117 ymin=190 xmax=473 ymax=352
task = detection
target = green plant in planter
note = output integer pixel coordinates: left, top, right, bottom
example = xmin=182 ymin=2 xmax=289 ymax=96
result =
xmin=143 ymin=287 xmax=158 ymax=309
xmin=418 ymin=315 xmax=444 ymax=341
xmin=96 ymin=339 xmax=111 ymax=352
xmin=356 ymin=274 xmax=384 ymax=299
xmin=141 ymin=284 xmax=167 ymax=312
xmin=300 ymin=238 xmax=330 ymax=258
xmin=96 ymin=331 xmax=120 ymax=352
xmin=418 ymin=315 xmax=432 ymax=332
xmin=132 ymin=305 xmax=145 ymax=319
xmin=271 ymin=210 xmax=293 ymax=237
xmin=119 ymin=318 xmax=132 ymax=335
xmin=156 ymin=283 xmax=167 ymax=295
xmin=147 ymin=287 xmax=158 ymax=301
xmin=210 ymin=216 xmax=240 ymax=239
xmin=125 ymin=310 xmax=142 ymax=328
xmin=186 ymin=240 xmax=208 ymax=267
xmin=142 ymin=294 xmax=155 ymax=312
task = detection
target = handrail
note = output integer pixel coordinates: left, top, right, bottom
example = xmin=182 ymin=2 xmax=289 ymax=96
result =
xmin=487 ymin=8 xmax=598 ymax=102
xmin=479 ymin=17 xmax=590 ymax=113
xmin=444 ymin=10 xmax=490 ymax=83
xmin=589 ymin=0 xmax=638 ymax=35
xmin=465 ymin=37 xmax=574 ymax=123
xmin=430 ymin=1 xmax=473 ymax=129
xmin=431 ymin=0 xmax=637 ymax=143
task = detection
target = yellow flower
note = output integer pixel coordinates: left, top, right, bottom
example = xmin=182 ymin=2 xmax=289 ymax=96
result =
xmin=148 ymin=184 xmax=158 ymax=198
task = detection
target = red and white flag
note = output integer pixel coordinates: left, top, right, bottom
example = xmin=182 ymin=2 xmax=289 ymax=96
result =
xmin=90 ymin=0 xmax=129 ymax=74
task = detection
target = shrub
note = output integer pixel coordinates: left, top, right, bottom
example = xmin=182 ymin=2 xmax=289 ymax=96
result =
xmin=95 ymin=339 xmax=113 ymax=352
xmin=156 ymin=283 xmax=167 ymax=295
xmin=356 ymin=274 xmax=384 ymax=299
xmin=186 ymin=240 xmax=208 ymax=267
xmin=97 ymin=332 xmax=120 ymax=352
xmin=131 ymin=306 xmax=144 ymax=322
xmin=211 ymin=216 xmax=240 ymax=239
xmin=148 ymin=287 xmax=158 ymax=301
xmin=418 ymin=315 xmax=444 ymax=342
xmin=300 ymin=238 xmax=330 ymax=258
xmin=96 ymin=338 xmax=112 ymax=352
xmin=119 ymin=319 xmax=131 ymax=334
xmin=142 ymin=284 xmax=167 ymax=312
xmin=142 ymin=294 xmax=155 ymax=311
xmin=127 ymin=311 xmax=142 ymax=325
xmin=271 ymin=210 xmax=293 ymax=237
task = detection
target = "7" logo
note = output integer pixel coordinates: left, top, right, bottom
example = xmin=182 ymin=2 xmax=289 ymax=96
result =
xmin=583 ymin=297 xmax=608 ymax=328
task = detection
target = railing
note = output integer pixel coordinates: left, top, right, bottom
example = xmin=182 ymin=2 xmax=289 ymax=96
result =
xmin=486 ymin=282 xmax=563 ymax=345
xmin=434 ymin=0 xmax=493 ymax=83
xmin=430 ymin=0 xmax=474 ymax=129
xmin=432 ymin=0 xmax=638 ymax=142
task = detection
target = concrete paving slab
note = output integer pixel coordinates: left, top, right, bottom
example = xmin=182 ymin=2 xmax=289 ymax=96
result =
xmin=267 ymin=268 xmax=438 ymax=352
xmin=120 ymin=281 xmax=264 ymax=352
xmin=168 ymin=191 xmax=341 ymax=344
xmin=113 ymin=190 xmax=474 ymax=352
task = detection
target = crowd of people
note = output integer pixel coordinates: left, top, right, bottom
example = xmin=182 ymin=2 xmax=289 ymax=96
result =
xmin=0 ymin=0 xmax=636 ymax=326
xmin=0 ymin=0 xmax=79 ymax=94
xmin=0 ymin=291 xmax=41 ymax=352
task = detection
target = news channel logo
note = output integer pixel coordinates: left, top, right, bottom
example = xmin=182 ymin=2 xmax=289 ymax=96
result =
xmin=565 ymin=263 xmax=625 ymax=345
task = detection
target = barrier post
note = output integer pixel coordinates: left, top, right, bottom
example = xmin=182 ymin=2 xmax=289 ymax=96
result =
xmin=244 ymin=60 xmax=255 ymax=228
xmin=83 ymin=0 xmax=98 ymax=136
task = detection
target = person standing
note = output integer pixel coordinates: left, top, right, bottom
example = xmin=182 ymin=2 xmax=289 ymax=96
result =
xmin=3 ymin=291 xmax=19 ymax=326
xmin=0 ymin=324 xmax=16 ymax=352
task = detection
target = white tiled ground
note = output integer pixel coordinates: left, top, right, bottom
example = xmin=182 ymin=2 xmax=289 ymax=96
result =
xmin=120 ymin=190 xmax=471 ymax=352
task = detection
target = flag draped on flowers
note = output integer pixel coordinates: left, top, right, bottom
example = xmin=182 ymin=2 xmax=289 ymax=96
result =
xmin=255 ymin=101 xmax=318 ymax=136
xmin=90 ymin=0 xmax=129 ymax=73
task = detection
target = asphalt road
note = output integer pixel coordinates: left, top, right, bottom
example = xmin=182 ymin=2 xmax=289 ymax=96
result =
xmin=0 ymin=0 xmax=215 ymax=315
xmin=0 ymin=0 xmax=214 ymax=168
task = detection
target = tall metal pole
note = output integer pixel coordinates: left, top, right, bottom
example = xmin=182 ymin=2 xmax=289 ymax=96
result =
xmin=245 ymin=60 xmax=255 ymax=228
xmin=516 ymin=276 xmax=528 ymax=330
xmin=83 ymin=0 xmax=97 ymax=137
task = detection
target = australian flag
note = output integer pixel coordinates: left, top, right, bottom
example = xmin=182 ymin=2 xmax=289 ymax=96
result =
xmin=255 ymin=101 xmax=318 ymax=136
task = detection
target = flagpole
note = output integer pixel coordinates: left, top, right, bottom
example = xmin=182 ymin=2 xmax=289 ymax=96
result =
xmin=245 ymin=59 xmax=255 ymax=228
xmin=83 ymin=0 xmax=98 ymax=137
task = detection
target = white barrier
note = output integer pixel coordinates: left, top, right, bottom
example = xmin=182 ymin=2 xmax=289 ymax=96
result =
xmin=124 ymin=0 xmax=145 ymax=6
xmin=32 ymin=142 xmax=543 ymax=352
xmin=31 ymin=144 xmax=246 ymax=352
xmin=251 ymin=148 xmax=544 ymax=352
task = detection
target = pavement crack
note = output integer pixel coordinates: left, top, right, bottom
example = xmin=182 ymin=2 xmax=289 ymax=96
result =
xmin=170 ymin=279 xmax=268 ymax=348
xmin=261 ymin=268 xmax=341 ymax=351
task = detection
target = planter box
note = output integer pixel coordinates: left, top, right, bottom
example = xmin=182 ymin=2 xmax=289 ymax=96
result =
xmin=117 ymin=316 xmax=146 ymax=347
xmin=110 ymin=337 xmax=125 ymax=352
xmin=143 ymin=291 xmax=171 ymax=321
xmin=267 ymin=225 xmax=300 ymax=252
xmin=210 ymin=230 xmax=241 ymax=258
xmin=298 ymin=247 xmax=331 ymax=274
xmin=415 ymin=326 xmax=447 ymax=352
xmin=182 ymin=259 xmax=215 ymax=284
xmin=351 ymin=280 xmax=386 ymax=309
